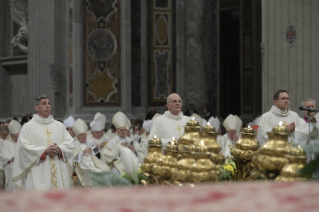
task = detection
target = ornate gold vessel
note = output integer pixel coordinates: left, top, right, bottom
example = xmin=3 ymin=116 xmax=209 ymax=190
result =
xmin=253 ymin=122 xmax=290 ymax=179
xmin=171 ymin=145 xmax=196 ymax=182
xmin=190 ymin=141 xmax=219 ymax=182
xmin=230 ymin=126 xmax=260 ymax=181
xmin=196 ymin=123 xmax=225 ymax=165
xmin=230 ymin=126 xmax=259 ymax=161
xmin=275 ymin=147 xmax=308 ymax=182
xmin=156 ymin=140 xmax=178 ymax=180
xmin=141 ymin=136 xmax=163 ymax=180
xmin=179 ymin=118 xmax=201 ymax=145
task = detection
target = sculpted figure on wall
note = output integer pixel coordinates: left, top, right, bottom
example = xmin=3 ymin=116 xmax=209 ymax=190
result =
xmin=9 ymin=0 xmax=28 ymax=53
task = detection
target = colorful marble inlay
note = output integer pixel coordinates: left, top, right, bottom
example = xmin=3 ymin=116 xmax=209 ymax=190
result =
xmin=151 ymin=0 xmax=173 ymax=103
xmin=83 ymin=0 xmax=121 ymax=106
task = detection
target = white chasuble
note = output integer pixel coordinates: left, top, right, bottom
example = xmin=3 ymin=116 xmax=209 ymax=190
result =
xmin=86 ymin=134 xmax=104 ymax=144
xmin=73 ymin=140 xmax=109 ymax=187
xmin=257 ymin=106 xmax=308 ymax=146
xmin=0 ymin=137 xmax=16 ymax=190
xmin=12 ymin=115 xmax=74 ymax=191
xmin=217 ymin=134 xmax=235 ymax=159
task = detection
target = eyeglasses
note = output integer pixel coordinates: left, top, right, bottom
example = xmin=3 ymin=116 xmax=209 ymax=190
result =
xmin=169 ymin=100 xmax=182 ymax=103
xmin=278 ymin=97 xmax=290 ymax=101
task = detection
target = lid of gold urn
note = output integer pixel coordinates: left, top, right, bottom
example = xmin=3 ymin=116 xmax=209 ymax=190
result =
xmin=186 ymin=117 xmax=200 ymax=127
xmin=200 ymin=123 xmax=216 ymax=133
xmin=183 ymin=144 xmax=195 ymax=153
xmin=235 ymin=126 xmax=259 ymax=150
xmin=148 ymin=135 xmax=162 ymax=147
xmin=272 ymin=122 xmax=289 ymax=135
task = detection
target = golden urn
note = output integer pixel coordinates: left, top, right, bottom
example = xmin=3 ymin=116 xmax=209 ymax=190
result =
xmin=141 ymin=135 xmax=163 ymax=176
xmin=275 ymin=147 xmax=308 ymax=182
xmin=156 ymin=140 xmax=178 ymax=180
xmin=171 ymin=144 xmax=196 ymax=182
xmin=196 ymin=123 xmax=225 ymax=165
xmin=179 ymin=117 xmax=201 ymax=145
xmin=230 ymin=126 xmax=259 ymax=161
xmin=253 ymin=122 xmax=290 ymax=178
xmin=190 ymin=141 xmax=219 ymax=182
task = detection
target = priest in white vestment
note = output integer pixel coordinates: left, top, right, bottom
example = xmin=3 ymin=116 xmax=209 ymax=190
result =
xmin=146 ymin=93 xmax=191 ymax=151
xmin=0 ymin=127 xmax=9 ymax=188
xmin=0 ymin=120 xmax=21 ymax=191
xmin=257 ymin=90 xmax=308 ymax=146
xmin=72 ymin=119 xmax=110 ymax=187
xmin=300 ymin=98 xmax=319 ymax=163
xmin=12 ymin=94 xmax=74 ymax=191
xmin=63 ymin=116 xmax=76 ymax=138
xmin=87 ymin=120 xmax=104 ymax=148
xmin=101 ymin=111 xmax=141 ymax=174
xmin=217 ymin=114 xmax=242 ymax=158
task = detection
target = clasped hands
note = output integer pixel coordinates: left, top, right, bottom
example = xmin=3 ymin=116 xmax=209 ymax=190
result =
xmin=286 ymin=122 xmax=295 ymax=132
xmin=121 ymin=142 xmax=136 ymax=153
xmin=45 ymin=143 xmax=61 ymax=157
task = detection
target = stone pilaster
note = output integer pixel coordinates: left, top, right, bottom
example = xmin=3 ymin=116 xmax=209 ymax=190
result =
xmin=185 ymin=0 xmax=208 ymax=114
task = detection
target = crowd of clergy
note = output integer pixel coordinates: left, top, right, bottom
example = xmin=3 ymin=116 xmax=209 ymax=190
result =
xmin=0 ymin=90 xmax=318 ymax=191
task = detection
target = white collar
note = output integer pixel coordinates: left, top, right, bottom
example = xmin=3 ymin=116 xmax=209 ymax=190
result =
xmin=36 ymin=114 xmax=52 ymax=122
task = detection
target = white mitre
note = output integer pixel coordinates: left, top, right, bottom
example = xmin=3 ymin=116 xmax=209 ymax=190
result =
xmin=73 ymin=119 xmax=88 ymax=136
xmin=8 ymin=120 xmax=22 ymax=134
xmin=234 ymin=115 xmax=243 ymax=134
xmin=94 ymin=112 xmax=106 ymax=129
xmin=191 ymin=113 xmax=207 ymax=126
xmin=208 ymin=116 xmax=220 ymax=132
xmin=90 ymin=120 xmax=102 ymax=132
xmin=63 ymin=116 xmax=75 ymax=128
xmin=112 ymin=111 xmax=130 ymax=129
xmin=223 ymin=114 xmax=241 ymax=133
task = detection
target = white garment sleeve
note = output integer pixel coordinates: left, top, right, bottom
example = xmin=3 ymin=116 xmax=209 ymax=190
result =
xmin=73 ymin=151 xmax=83 ymax=163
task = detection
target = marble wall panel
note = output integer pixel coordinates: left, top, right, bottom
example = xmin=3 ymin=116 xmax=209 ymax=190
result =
xmin=83 ymin=0 xmax=121 ymax=106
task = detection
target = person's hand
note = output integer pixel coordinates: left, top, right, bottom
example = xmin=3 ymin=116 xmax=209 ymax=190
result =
xmin=121 ymin=142 xmax=128 ymax=147
xmin=96 ymin=143 xmax=100 ymax=149
xmin=46 ymin=144 xmax=59 ymax=157
xmin=128 ymin=144 xmax=136 ymax=153
xmin=82 ymin=148 xmax=92 ymax=154
xmin=286 ymin=122 xmax=295 ymax=132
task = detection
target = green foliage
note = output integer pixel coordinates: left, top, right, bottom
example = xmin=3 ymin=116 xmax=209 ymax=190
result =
xmin=218 ymin=169 xmax=233 ymax=181
xmin=90 ymin=171 xmax=132 ymax=187
xmin=299 ymin=158 xmax=319 ymax=180
xmin=121 ymin=168 xmax=149 ymax=185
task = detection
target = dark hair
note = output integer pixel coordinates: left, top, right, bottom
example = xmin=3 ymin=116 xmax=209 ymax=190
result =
xmin=34 ymin=94 xmax=50 ymax=105
xmin=135 ymin=119 xmax=143 ymax=126
xmin=133 ymin=125 xmax=142 ymax=131
xmin=111 ymin=124 xmax=116 ymax=131
xmin=273 ymin=90 xmax=288 ymax=100
xmin=13 ymin=117 xmax=18 ymax=121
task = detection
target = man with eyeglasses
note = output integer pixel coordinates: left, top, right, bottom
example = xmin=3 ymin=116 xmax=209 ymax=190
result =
xmin=257 ymin=90 xmax=308 ymax=146
xmin=144 ymin=93 xmax=191 ymax=153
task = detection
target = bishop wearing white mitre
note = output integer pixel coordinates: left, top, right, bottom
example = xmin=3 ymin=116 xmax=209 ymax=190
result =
xmin=0 ymin=120 xmax=21 ymax=191
xmin=73 ymin=118 xmax=110 ymax=187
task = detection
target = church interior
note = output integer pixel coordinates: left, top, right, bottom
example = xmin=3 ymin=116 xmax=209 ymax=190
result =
xmin=0 ymin=0 xmax=319 ymax=211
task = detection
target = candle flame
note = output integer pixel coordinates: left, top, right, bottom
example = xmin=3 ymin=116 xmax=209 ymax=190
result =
xmin=172 ymin=141 xmax=174 ymax=145
xmin=201 ymin=140 xmax=204 ymax=146
xmin=279 ymin=121 xmax=283 ymax=126
xmin=154 ymin=135 xmax=157 ymax=138
xmin=172 ymin=136 xmax=175 ymax=140
xmin=207 ymin=122 xmax=211 ymax=126
xmin=248 ymin=125 xmax=251 ymax=128
xmin=192 ymin=117 xmax=195 ymax=121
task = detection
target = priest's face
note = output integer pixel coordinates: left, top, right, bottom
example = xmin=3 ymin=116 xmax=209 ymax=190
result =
xmin=274 ymin=92 xmax=290 ymax=111
xmin=0 ymin=130 xmax=8 ymax=139
xmin=138 ymin=127 xmax=145 ymax=136
xmin=167 ymin=94 xmax=182 ymax=115
xmin=117 ymin=127 xmax=126 ymax=138
xmin=11 ymin=133 xmax=19 ymax=142
xmin=92 ymin=131 xmax=102 ymax=139
xmin=67 ymin=127 xmax=76 ymax=137
xmin=34 ymin=98 xmax=51 ymax=118
xmin=77 ymin=133 xmax=87 ymax=143
xmin=303 ymin=100 xmax=316 ymax=117
xmin=227 ymin=129 xmax=237 ymax=140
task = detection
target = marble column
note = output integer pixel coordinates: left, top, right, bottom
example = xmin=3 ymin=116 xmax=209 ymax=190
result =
xmin=28 ymin=0 xmax=68 ymax=117
xmin=185 ymin=0 xmax=208 ymax=114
